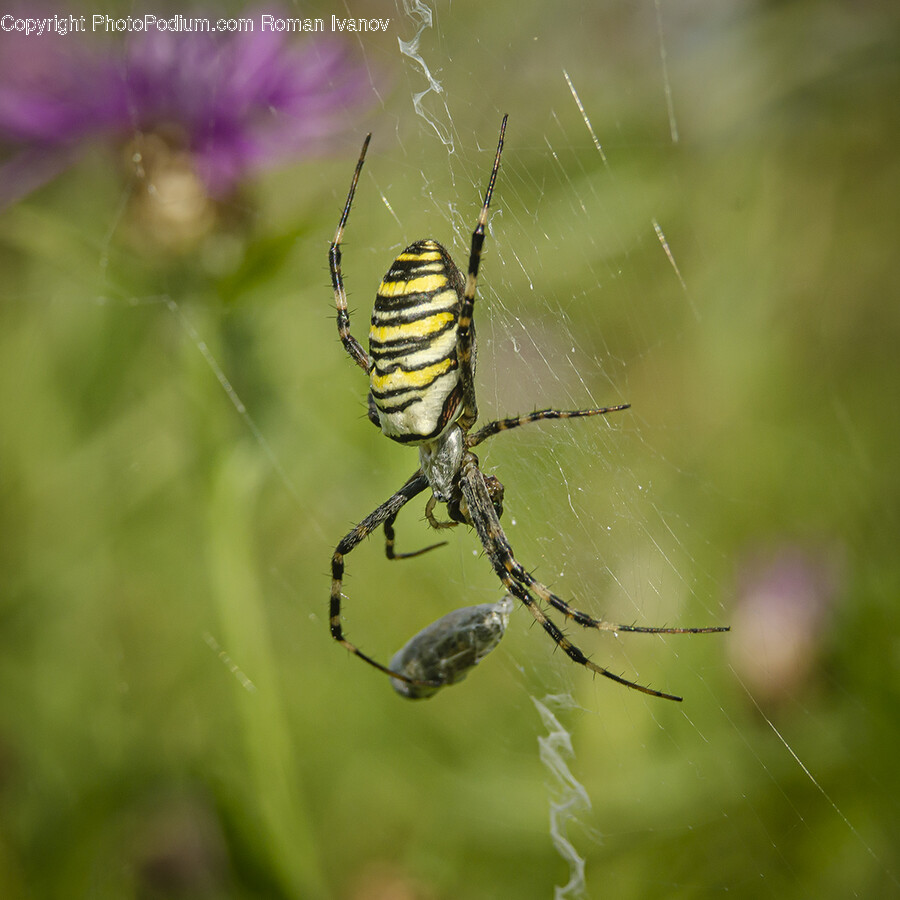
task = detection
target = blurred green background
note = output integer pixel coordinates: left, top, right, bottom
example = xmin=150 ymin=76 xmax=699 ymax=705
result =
xmin=2 ymin=1 xmax=899 ymax=897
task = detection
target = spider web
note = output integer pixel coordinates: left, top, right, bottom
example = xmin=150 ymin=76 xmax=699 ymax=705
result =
xmin=375 ymin=7 xmax=898 ymax=899
xmin=387 ymin=22 xmax=720 ymax=900
xmin=3 ymin=1 xmax=898 ymax=898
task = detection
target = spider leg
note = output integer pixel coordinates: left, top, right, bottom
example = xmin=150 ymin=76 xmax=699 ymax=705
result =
xmin=424 ymin=494 xmax=460 ymax=530
xmin=382 ymin=490 xmax=461 ymax=558
xmin=457 ymin=115 xmax=508 ymax=432
xmin=466 ymin=411 xmax=727 ymax=636
xmin=508 ymin=561 xmax=729 ymax=635
xmin=467 ymin=404 xmax=631 ymax=448
xmin=384 ymin=509 xmax=448 ymax=560
xmin=331 ymin=471 xmax=441 ymax=687
xmin=464 ymin=435 xmax=727 ymax=636
xmin=330 ymin=134 xmax=372 ymax=374
xmin=456 ymin=453 xmax=684 ymax=701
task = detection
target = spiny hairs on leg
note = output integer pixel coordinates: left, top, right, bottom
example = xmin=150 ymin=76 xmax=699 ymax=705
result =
xmin=456 ymin=114 xmax=508 ymax=433
xmin=465 ymin=405 xmax=728 ymax=636
xmin=383 ymin=509 xmax=447 ymax=560
xmin=329 ymin=472 xmax=443 ymax=689
xmin=329 ymin=133 xmax=372 ymax=374
xmin=456 ymin=453 xmax=688 ymax=701
xmin=467 ymin=404 xmax=631 ymax=448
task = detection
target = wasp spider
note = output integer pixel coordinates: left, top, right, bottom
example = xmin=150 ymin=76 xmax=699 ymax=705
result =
xmin=328 ymin=115 xmax=727 ymax=701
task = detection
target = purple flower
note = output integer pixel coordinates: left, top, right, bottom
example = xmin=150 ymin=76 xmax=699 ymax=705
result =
xmin=728 ymin=544 xmax=843 ymax=702
xmin=0 ymin=17 xmax=372 ymax=209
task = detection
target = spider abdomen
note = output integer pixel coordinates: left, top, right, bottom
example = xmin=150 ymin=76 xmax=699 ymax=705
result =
xmin=368 ymin=239 xmax=468 ymax=443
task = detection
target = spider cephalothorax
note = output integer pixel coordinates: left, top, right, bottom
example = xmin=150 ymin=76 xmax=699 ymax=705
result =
xmin=327 ymin=116 xmax=727 ymax=700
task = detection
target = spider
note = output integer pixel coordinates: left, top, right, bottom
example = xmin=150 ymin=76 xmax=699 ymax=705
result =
xmin=328 ymin=115 xmax=727 ymax=702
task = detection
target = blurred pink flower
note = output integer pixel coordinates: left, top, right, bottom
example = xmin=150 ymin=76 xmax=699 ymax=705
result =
xmin=729 ymin=544 xmax=843 ymax=702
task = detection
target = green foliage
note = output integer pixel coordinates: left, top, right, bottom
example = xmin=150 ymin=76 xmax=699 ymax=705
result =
xmin=1 ymin=2 xmax=899 ymax=897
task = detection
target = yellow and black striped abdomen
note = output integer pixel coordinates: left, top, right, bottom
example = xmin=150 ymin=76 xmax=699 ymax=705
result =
xmin=369 ymin=239 xmax=466 ymax=443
